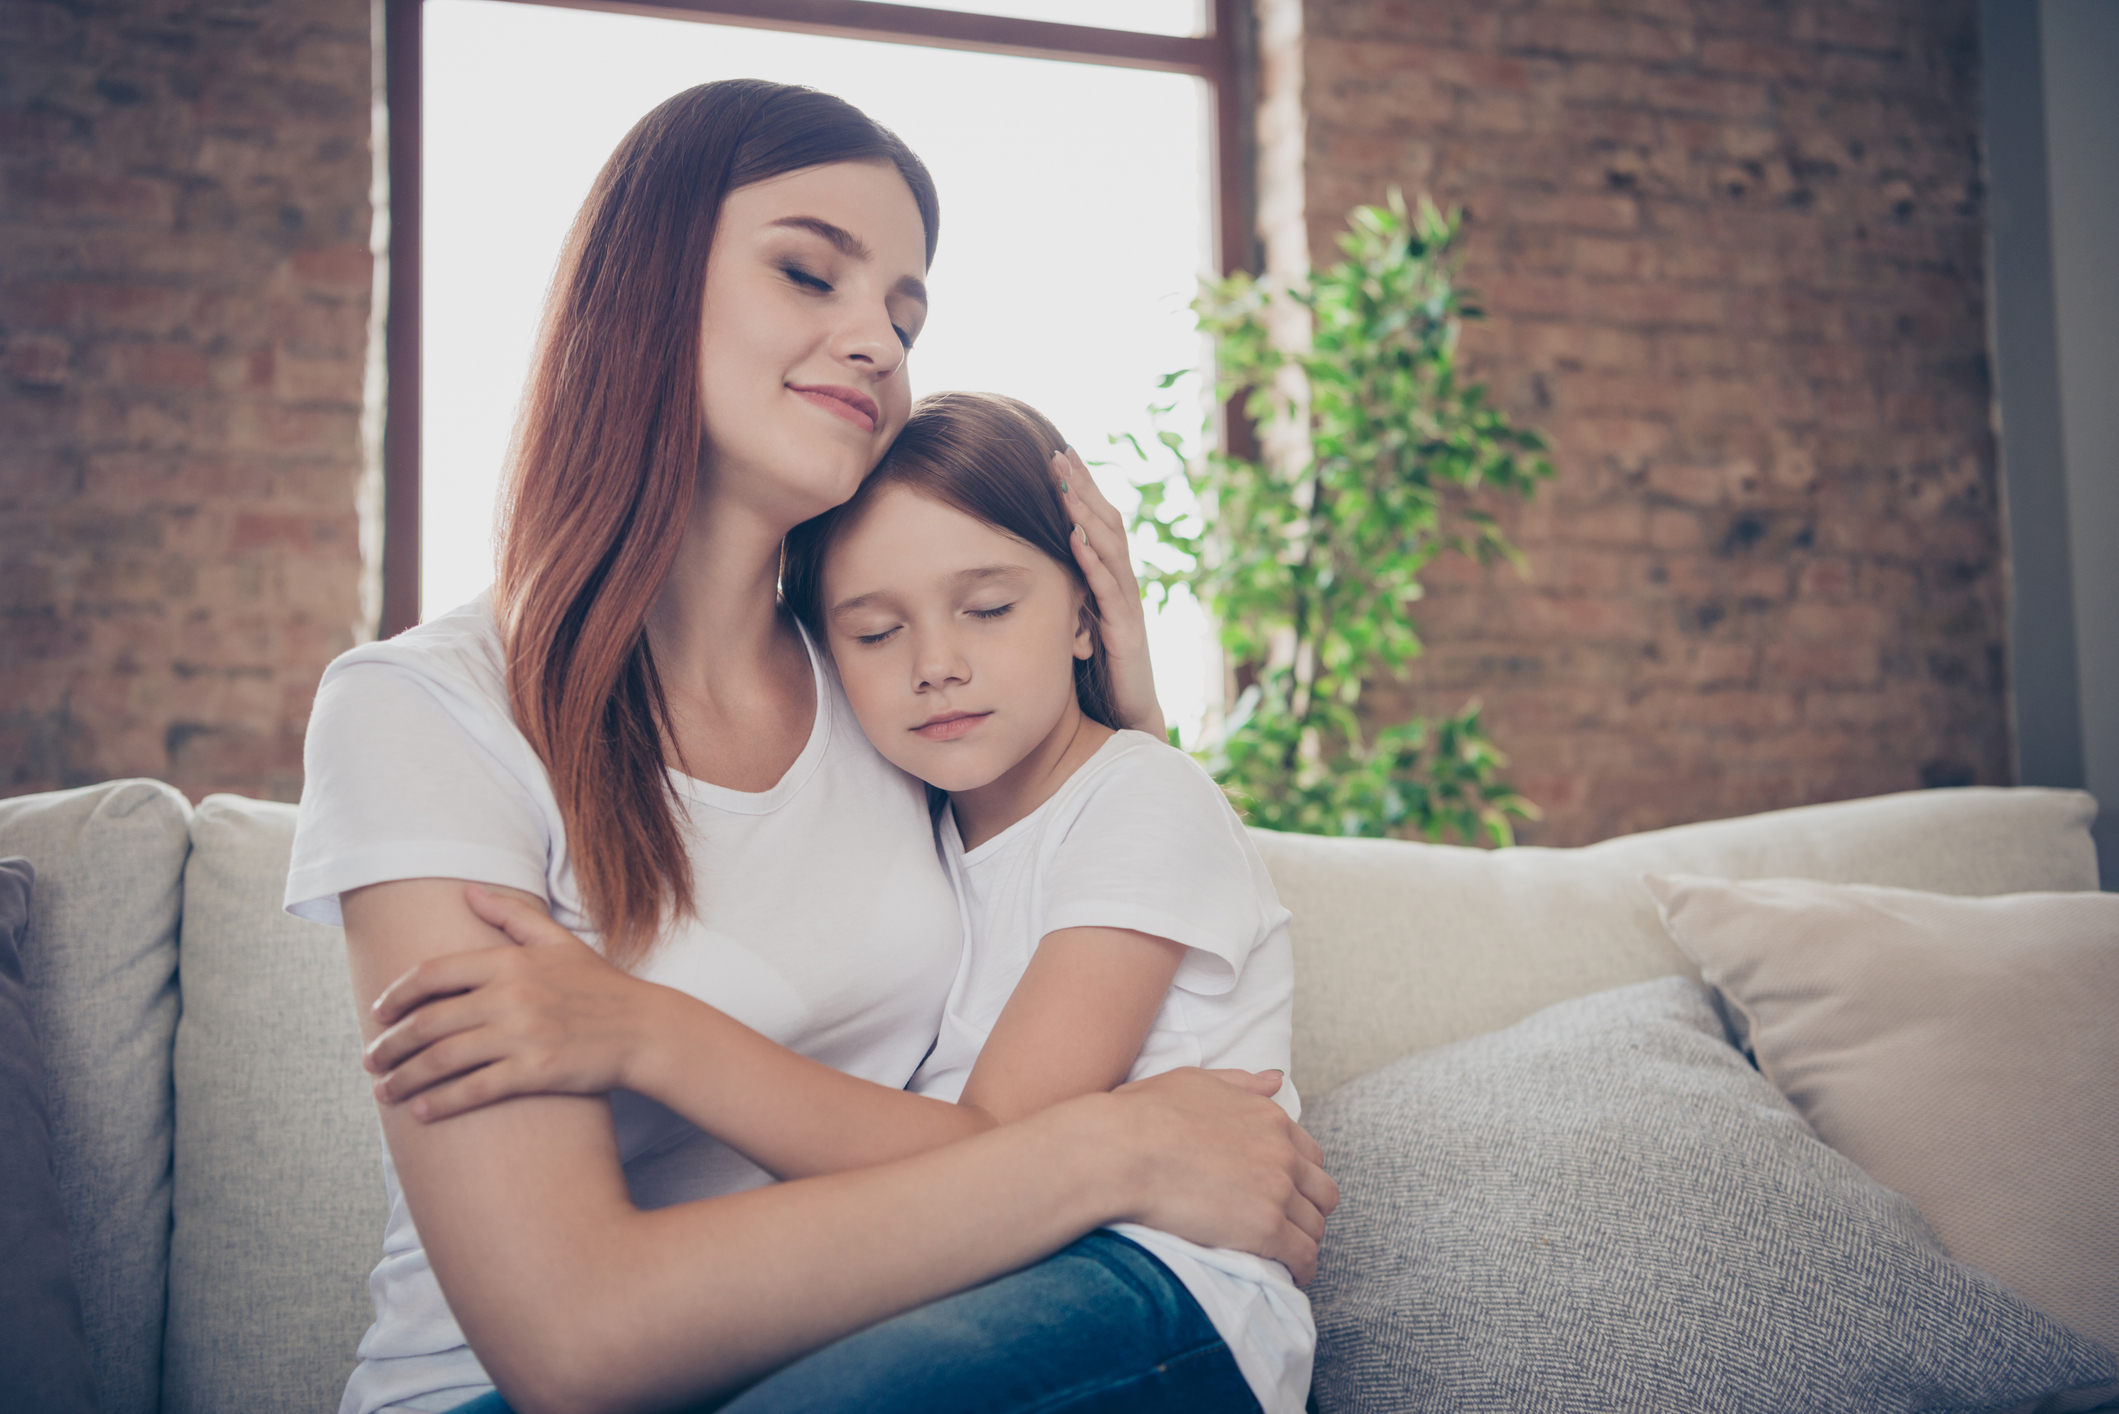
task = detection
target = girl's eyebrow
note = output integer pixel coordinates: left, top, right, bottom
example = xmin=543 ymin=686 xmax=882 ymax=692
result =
xmin=828 ymin=564 xmax=1029 ymax=618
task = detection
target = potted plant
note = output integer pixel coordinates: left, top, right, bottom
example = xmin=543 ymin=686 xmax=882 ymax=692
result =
xmin=1131 ymin=192 xmax=1552 ymax=845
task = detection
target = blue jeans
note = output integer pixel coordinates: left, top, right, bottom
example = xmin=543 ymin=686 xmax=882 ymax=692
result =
xmin=452 ymin=1230 xmax=1258 ymax=1413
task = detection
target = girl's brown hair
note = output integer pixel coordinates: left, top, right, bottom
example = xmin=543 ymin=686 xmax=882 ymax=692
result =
xmin=783 ymin=391 xmax=1121 ymax=732
xmin=494 ymin=80 xmax=938 ymax=967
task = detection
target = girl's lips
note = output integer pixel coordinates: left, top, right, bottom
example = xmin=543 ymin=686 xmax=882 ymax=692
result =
xmin=913 ymin=712 xmax=990 ymax=742
xmin=790 ymin=384 xmax=879 ymax=434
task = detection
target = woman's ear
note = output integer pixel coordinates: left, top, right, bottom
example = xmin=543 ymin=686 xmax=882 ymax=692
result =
xmin=1073 ymin=598 xmax=1097 ymax=662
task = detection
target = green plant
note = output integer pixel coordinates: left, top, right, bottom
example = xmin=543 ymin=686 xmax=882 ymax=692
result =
xmin=1130 ymin=192 xmax=1553 ymax=845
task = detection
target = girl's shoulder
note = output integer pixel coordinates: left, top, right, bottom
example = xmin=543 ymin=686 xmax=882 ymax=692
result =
xmin=1053 ymin=730 xmax=1246 ymax=839
xmin=1074 ymin=729 xmax=1228 ymax=798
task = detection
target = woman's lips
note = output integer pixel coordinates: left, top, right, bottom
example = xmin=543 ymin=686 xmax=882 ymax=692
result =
xmin=913 ymin=711 xmax=990 ymax=742
xmin=790 ymin=384 xmax=879 ymax=434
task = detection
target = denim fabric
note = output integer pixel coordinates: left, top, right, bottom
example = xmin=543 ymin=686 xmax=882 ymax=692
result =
xmin=451 ymin=1230 xmax=1258 ymax=1414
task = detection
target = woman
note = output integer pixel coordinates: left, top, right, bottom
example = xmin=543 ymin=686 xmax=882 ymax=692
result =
xmin=287 ymin=79 xmax=1333 ymax=1414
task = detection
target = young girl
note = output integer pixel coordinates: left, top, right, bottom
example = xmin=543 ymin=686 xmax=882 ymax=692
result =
xmin=364 ymin=389 xmax=1315 ymax=1412
xmin=786 ymin=390 xmax=1314 ymax=1413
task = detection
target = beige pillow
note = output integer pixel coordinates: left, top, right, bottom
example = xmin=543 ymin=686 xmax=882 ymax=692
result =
xmin=1641 ymin=873 xmax=2119 ymax=1358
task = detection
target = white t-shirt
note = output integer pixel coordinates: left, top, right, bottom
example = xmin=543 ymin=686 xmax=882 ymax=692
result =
xmin=909 ymin=730 xmax=1315 ymax=1414
xmin=285 ymin=597 xmax=962 ymax=1414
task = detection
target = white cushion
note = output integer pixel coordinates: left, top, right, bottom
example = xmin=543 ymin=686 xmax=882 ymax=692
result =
xmin=1258 ymin=786 xmax=2100 ymax=1095
xmin=162 ymin=793 xmax=385 ymax=1414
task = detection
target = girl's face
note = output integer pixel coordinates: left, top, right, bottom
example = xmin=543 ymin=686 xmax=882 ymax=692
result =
xmin=697 ymin=160 xmax=929 ymax=528
xmin=821 ymin=483 xmax=1095 ymax=795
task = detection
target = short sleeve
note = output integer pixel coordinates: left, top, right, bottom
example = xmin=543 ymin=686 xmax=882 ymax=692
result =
xmin=1042 ymin=743 xmax=1283 ymax=997
xmin=284 ymin=660 xmax=557 ymax=926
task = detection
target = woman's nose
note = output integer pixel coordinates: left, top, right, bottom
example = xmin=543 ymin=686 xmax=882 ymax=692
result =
xmin=833 ymin=300 xmax=906 ymax=378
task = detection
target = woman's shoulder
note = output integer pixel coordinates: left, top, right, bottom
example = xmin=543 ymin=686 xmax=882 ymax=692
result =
xmin=319 ymin=593 xmax=512 ymax=722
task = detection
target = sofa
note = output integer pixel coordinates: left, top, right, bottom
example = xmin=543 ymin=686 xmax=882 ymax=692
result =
xmin=1 ymin=777 xmax=2112 ymax=1413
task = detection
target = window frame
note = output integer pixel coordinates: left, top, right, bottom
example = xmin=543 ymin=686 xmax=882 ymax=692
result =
xmin=378 ymin=0 xmax=1254 ymax=634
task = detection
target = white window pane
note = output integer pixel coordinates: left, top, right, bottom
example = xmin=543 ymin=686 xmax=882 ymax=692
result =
xmin=844 ymin=0 xmax=1203 ymax=37
xmin=422 ymin=0 xmax=1215 ymax=740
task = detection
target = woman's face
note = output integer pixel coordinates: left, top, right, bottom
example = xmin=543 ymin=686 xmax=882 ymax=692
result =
xmin=697 ymin=160 xmax=929 ymax=528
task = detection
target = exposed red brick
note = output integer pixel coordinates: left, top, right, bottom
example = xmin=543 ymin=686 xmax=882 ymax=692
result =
xmin=1 ymin=0 xmax=370 ymax=804
xmin=1296 ymin=0 xmax=2004 ymax=843
xmin=289 ymin=243 xmax=372 ymax=289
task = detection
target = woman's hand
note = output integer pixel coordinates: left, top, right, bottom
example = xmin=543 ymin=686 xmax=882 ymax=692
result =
xmin=1087 ymin=1067 xmax=1338 ymax=1286
xmin=1054 ymin=447 xmax=1168 ymax=743
xmin=364 ymin=885 xmax=670 ymax=1121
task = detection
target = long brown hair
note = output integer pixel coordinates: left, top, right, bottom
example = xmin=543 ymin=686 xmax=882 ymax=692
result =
xmin=783 ymin=391 xmax=1121 ymax=732
xmin=494 ymin=81 xmax=939 ymax=968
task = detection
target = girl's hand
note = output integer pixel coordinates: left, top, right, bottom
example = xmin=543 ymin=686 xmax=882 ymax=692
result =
xmin=1054 ymin=447 xmax=1168 ymax=743
xmin=363 ymin=885 xmax=667 ymax=1122
xmin=1093 ymin=1067 xmax=1338 ymax=1286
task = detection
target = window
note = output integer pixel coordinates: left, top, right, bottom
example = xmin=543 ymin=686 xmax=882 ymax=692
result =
xmin=389 ymin=0 xmax=1247 ymax=739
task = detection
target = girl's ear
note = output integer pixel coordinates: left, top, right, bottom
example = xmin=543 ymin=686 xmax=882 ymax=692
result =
xmin=1073 ymin=598 xmax=1097 ymax=662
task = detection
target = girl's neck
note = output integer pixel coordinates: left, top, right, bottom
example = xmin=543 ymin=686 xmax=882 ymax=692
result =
xmin=951 ymin=705 xmax=1116 ymax=852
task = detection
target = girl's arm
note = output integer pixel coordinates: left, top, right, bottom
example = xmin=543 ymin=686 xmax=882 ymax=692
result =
xmin=344 ymin=877 xmax=1333 ymax=1414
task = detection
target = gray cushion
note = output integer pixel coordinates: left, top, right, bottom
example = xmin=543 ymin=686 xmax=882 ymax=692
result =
xmin=0 ymin=779 xmax=190 ymax=1414
xmin=0 ymin=857 xmax=96 ymax=1413
xmin=163 ymin=793 xmax=387 ymax=1414
xmin=1303 ymin=977 xmax=2119 ymax=1414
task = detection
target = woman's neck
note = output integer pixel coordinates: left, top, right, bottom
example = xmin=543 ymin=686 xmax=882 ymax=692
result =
xmin=951 ymin=705 xmax=1116 ymax=853
xmin=645 ymin=479 xmax=816 ymax=791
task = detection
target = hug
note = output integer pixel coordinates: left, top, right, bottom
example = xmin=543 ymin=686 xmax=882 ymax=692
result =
xmin=290 ymin=80 xmax=1332 ymax=1414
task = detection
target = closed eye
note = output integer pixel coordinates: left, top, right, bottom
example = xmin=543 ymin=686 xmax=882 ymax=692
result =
xmin=969 ymin=604 xmax=1013 ymax=621
xmin=893 ymin=325 xmax=915 ymax=350
xmin=783 ymin=263 xmax=832 ymax=293
xmin=853 ymin=626 xmax=901 ymax=646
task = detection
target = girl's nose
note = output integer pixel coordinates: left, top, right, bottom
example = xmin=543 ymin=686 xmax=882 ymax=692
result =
xmin=914 ymin=635 xmax=970 ymax=692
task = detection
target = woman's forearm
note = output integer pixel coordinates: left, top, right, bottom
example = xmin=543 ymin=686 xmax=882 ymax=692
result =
xmin=627 ymin=986 xmax=995 ymax=1178
xmin=465 ymin=1095 xmax=1128 ymax=1414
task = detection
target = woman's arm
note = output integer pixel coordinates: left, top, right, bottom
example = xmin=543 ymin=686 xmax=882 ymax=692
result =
xmin=347 ymin=878 xmax=1333 ymax=1414
xmin=370 ymin=893 xmax=1217 ymax=1178
xmin=366 ymin=887 xmax=999 ymax=1177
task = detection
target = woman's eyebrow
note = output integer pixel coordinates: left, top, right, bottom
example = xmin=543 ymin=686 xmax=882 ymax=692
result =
xmin=770 ymin=215 xmax=869 ymax=259
xmin=769 ymin=215 xmax=928 ymax=307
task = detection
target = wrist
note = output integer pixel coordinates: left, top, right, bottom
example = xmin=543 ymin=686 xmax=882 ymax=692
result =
xmin=624 ymin=982 xmax=696 ymax=1100
xmin=1031 ymin=1091 xmax=1143 ymax=1231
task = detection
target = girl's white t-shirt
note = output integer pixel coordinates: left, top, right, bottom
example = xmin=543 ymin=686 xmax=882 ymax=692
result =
xmin=909 ymin=730 xmax=1315 ymax=1414
xmin=285 ymin=596 xmax=962 ymax=1414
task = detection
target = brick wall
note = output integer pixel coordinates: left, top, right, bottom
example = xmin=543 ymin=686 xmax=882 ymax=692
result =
xmin=1 ymin=0 xmax=373 ymax=803
xmin=1287 ymin=0 xmax=2005 ymax=844
xmin=0 ymin=0 xmax=2011 ymax=839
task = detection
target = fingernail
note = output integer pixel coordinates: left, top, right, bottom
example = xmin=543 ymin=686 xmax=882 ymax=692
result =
xmin=1074 ymin=523 xmax=1086 ymax=543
